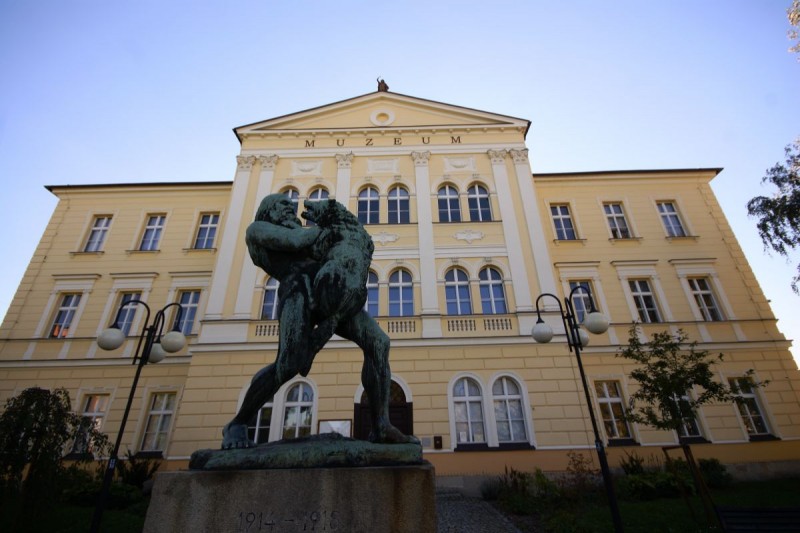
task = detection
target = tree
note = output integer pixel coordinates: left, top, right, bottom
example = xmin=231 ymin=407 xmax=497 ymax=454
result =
xmin=747 ymin=139 xmax=800 ymax=292
xmin=0 ymin=387 xmax=108 ymax=510
xmin=789 ymin=0 xmax=799 ymax=58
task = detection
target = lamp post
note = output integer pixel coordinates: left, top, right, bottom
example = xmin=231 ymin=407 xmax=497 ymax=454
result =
xmin=532 ymin=286 xmax=624 ymax=533
xmin=89 ymin=300 xmax=186 ymax=533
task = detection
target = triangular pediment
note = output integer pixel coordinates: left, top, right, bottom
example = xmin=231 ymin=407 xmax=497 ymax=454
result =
xmin=235 ymin=91 xmax=529 ymax=139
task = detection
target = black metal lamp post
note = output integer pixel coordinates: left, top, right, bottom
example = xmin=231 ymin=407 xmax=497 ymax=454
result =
xmin=89 ymin=300 xmax=186 ymax=533
xmin=532 ymin=286 xmax=624 ymax=533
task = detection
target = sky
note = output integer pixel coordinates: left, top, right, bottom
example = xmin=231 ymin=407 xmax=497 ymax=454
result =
xmin=1 ymin=1 xmax=799 ymax=364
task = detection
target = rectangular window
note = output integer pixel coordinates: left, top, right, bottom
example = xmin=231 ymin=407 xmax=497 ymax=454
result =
xmin=139 ymin=214 xmax=166 ymax=251
xmin=568 ymin=280 xmax=595 ymax=323
xmin=675 ymin=394 xmax=702 ymax=439
xmin=728 ymin=377 xmax=770 ymax=437
xmin=629 ymin=279 xmax=662 ymax=323
xmin=84 ymin=216 xmax=112 ymax=252
xmin=117 ymin=292 xmax=142 ymax=336
xmin=193 ymin=213 xmax=219 ymax=249
xmin=173 ymin=290 xmax=201 ymax=335
xmin=50 ymin=293 xmax=82 ymax=338
xmin=595 ymin=381 xmax=632 ymax=440
xmin=247 ymin=405 xmax=273 ymax=445
xmin=140 ymin=392 xmax=176 ymax=452
xmin=688 ymin=277 xmax=723 ymax=321
xmin=657 ymin=201 xmax=687 ymax=237
xmin=550 ymin=204 xmax=576 ymax=240
xmin=71 ymin=394 xmax=109 ymax=454
xmin=603 ymin=203 xmax=631 ymax=239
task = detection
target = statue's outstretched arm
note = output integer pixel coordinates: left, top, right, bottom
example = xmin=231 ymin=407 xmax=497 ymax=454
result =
xmin=246 ymin=221 xmax=320 ymax=252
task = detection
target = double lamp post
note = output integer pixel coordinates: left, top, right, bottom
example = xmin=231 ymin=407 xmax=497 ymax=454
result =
xmin=89 ymin=300 xmax=186 ymax=533
xmin=532 ymin=286 xmax=624 ymax=533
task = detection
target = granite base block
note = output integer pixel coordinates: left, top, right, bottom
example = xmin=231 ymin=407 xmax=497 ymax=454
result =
xmin=144 ymin=463 xmax=436 ymax=533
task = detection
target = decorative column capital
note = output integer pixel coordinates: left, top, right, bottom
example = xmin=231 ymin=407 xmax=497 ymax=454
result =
xmin=411 ymin=151 xmax=431 ymax=166
xmin=236 ymin=155 xmax=257 ymax=170
xmin=487 ymin=149 xmax=508 ymax=164
xmin=258 ymin=154 xmax=278 ymax=170
xmin=509 ymin=148 xmax=529 ymax=164
xmin=335 ymin=152 xmax=354 ymax=169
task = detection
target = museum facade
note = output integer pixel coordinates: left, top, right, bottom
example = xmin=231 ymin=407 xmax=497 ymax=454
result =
xmin=1 ymin=89 xmax=798 ymax=483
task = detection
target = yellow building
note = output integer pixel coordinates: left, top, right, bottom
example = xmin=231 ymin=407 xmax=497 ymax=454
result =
xmin=1 ymin=88 xmax=799 ymax=488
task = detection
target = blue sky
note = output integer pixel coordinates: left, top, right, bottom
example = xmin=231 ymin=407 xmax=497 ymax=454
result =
xmin=1 ymin=1 xmax=799 ymax=363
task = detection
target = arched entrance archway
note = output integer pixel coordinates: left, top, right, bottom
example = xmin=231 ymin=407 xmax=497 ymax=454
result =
xmin=353 ymin=381 xmax=413 ymax=440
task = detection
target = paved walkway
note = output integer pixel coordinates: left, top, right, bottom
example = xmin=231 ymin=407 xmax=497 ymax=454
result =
xmin=436 ymin=489 xmax=525 ymax=533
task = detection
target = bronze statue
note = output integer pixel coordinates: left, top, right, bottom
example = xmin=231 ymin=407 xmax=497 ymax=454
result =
xmin=377 ymin=78 xmax=389 ymax=92
xmin=222 ymin=194 xmax=417 ymax=449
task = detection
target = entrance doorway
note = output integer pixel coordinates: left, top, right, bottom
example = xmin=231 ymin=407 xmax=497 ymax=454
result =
xmin=353 ymin=380 xmax=413 ymax=440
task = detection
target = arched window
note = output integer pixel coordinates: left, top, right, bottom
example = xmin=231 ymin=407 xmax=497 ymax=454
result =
xmin=365 ymin=271 xmax=379 ymax=317
xmin=492 ymin=376 xmax=528 ymax=443
xmin=479 ymin=267 xmax=507 ymax=314
xmin=282 ymin=187 xmax=299 ymax=214
xmin=357 ymin=187 xmax=380 ymax=225
xmin=246 ymin=401 xmax=274 ymax=445
xmin=453 ymin=377 xmax=486 ymax=444
xmin=282 ymin=382 xmax=314 ymax=439
xmin=445 ymin=268 xmax=472 ymax=315
xmin=305 ymin=187 xmax=329 ymax=226
xmin=388 ymin=269 xmax=414 ymax=317
xmin=438 ymin=185 xmax=461 ymax=223
xmin=261 ymin=277 xmax=280 ymax=320
xmin=388 ymin=186 xmax=410 ymax=224
xmin=467 ymin=184 xmax=492 ymax=222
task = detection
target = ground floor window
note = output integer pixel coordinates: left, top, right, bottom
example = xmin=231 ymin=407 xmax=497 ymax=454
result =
xmin=140 ymin=391 xmax=176 ymax=452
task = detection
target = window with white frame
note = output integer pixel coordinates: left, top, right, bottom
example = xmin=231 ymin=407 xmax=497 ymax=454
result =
xmin=365 ymin=271 xmax=379 ymax=317
xmin=139 ymin=214 xmax=166 ymax=251
xmin=388 ymin=269 xmax=414 ymax=317
xmin=467 ymin=184 xmax=492 ymax=222
xmin=247 ymin=402 xmax=274 ymax=445
xmin=71 ymin=393 xmax=110 ymax=454
xmin=728 ymin=377 xmax=771 ymax=437
xmin=49 ymin=293 xmax=82 ymax=338
xmin=117 ymin=291 xmax=142 ymax=336
xmin=282 ymin=382 xmax=314 ymax=439
xmin=261 ymin=278 xmax=279 ymax=320
xmin=140 ymin=391 xmax=176 ymax=452
xmin=84 ymin=215 xmax=112 ymax=252
xmin=438 ymin=185 xmax=461 ymax=223
xmin=388 ymin=186 xmax=410 ymax=224
xmin=550 ymin=204 xmax=576 ymax=240
xmin=479 ymin=267 xmax=507 ymax=314
xmin=453 ymin=377 xmax=486 ymax=445
xmin=657 ymin=201 xmax=687 ymax=237
xmin=173 ymin=290 xmax=201 ymax=335
xmin=687 ymin=277 xmax=723 ymax=321
xmin=305 ymin=188 xmax=329 ymax=226
xmin=604 ymin=203 xmax=631 ymax=239
xmin=675 ymin=394 xmax=703 ymax=440
xmin=357 ymin=187 xmax=380 ymax=225
xmin=568 ymin=281 xmax=597 ymax=323
xmin=445 ymin=268 xmax=472 ymax=315
xmin=628 ymin=279 xmax=662 ymax=323
xmin=492 ymin=376 xmax=528 ymax=443
xmin=193 ymin=213 xmax=220 ymax=249
xmin=594 ymin=381 xmax=633 ymax=440
xmin=283 ymin=187 xmax=300 ymax=214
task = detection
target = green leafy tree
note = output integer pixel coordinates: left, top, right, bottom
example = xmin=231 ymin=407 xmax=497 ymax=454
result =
xmin=0 ymin=387 xmax=109 ymax=509
xmin=746 ymin=139 xmax=800 ymax=292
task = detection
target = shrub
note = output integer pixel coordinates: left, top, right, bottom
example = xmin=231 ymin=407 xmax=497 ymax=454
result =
xmin=699 ymin=458 xmax=732 ymax=488
xmin=619 ymin=450 xmax=646 ymax=475
xmin=116 ymin=450 xmax=161 ymax=489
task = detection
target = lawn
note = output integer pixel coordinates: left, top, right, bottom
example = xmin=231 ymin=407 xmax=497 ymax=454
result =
xmin=0 ymin=497 xmax=147 ymax=533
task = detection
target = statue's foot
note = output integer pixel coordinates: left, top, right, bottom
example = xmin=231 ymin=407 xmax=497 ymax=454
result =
xmin=222 ymin=421 xmax=255 ymax=449
xmin=369 ymin=424 xmax=421 ymax=445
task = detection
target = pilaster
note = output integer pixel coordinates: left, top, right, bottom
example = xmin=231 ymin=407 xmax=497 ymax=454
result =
xmin=411 ymin=151 xmax=442 ymax=338
xmin=335 ymin=152 xmax=354 ymax=206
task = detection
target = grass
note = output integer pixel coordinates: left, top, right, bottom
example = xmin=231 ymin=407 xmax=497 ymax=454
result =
xmin=497 ymin=477 xmax=800 ymax=533
xmin=0 ymin=496 xmax=147 ymax=533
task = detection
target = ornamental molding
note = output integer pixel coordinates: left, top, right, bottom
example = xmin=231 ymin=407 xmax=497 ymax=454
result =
xmin=443 ymin=156 xmax=476 ymax=173
xmin=454 ymin=229 xmax=485 ymax=244
xmin=236 ymin=155 xmax=256 ymax=170
xmin=367 ymin=158 xmax=397 ymax=173
xmin=487 ymin=149 xmax=508 ymax=164
xmin=410 ymin=151 xmax=431 ymax=166
xmin=258 ymin=154 xmax=278 ymax=170
xmin=292 ymin=160 xmax=322 ymax=176
xmin=509 ymin=148 xmax=529 ymax=164
xmin=372 ymin=232 xmax=399 ymax=246
xmin=336 ymin=152 xmax=354 ymax=169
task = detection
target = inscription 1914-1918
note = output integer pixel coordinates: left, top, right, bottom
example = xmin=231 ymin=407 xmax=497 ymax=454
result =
xmin=237 ymin=509 xmax=341 ymax=532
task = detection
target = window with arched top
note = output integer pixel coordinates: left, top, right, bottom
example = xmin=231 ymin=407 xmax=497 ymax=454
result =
xmin=246 ymin=400 xmax=274 ymax=445
xmin=261 ymin=277 xmax=280 ymax=320
xmin=479 ymin=267 xmax=507 ymax=314
xmin=282 ymin=382 xmax=314 ymax=439
xmin=492 ymin=376 xmax=528 ymax=443
xmin=467 ymin=184 xmax=492 ymax=222
xmin=305 ymin=188 xmax=329 ymax=226
xmin=438 ymin=185 xmax=461 ymax=223
xmin=365 ymin=271 xmax=379 ymax=317
xmin=453 ymin=377 xmax=486 ymax=444
xmin=282 ymin=187 xmax=299 ymax=214
xmin=445 ymin=268 xmax=472 ymax=315
xmin=388 ymin=269 xmax=414 ymax=317
xmin=358 ymin=187 xmax=380 ymax=225
xmin=388 ymin=186 xmax=410 ymax=224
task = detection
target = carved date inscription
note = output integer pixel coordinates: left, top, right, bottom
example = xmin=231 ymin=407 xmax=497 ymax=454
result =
xmin=237 ymin=509 xmax=341 ymax=532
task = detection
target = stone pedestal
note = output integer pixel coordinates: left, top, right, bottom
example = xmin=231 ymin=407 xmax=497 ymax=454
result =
xmin=144 ymin=463 xmax=436 ymax=533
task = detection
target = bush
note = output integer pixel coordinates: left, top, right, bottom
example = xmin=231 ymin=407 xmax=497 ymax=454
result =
xmin=619 ymin=450 xmax=646 ymax=475
xmin=699 ymin=458 xmax=732 ymax=488
xmin=493 ymin=466 xmax=561 ymax=515
xmin=116 ymin=450 xmax=161 ymax=489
